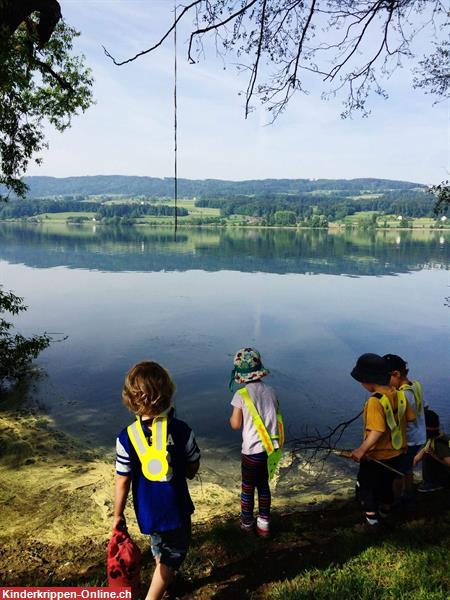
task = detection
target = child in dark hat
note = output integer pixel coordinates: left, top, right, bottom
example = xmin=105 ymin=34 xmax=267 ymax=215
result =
xmin=350 ymin=353 xmax=416 ymax=528
xmin=383 ymin=353 xmax=426 ymax=502
xmin=413 ymin=408 xmax=450 ymax=492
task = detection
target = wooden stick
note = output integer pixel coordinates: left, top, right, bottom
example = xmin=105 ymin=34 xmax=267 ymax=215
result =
xmin=331 ymin=449 xmax=404 ymax=477
xmin=369 ymin=457 xmax=404 ymax=477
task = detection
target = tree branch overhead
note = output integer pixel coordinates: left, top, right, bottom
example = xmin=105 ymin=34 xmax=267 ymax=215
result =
xmin=103 ymin=0 xmax=448 ymax=119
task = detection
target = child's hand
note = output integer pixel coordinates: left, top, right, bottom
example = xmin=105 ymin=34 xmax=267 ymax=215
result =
xmin=413 ymin=450 xmax=424 ymax=466
xmin=112 ymin=515 xmax=126 ymax=532
xmin=351 ymin=447 xmax=365 ymax=463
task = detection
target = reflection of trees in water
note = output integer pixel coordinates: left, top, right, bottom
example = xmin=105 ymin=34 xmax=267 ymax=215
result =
xmin=0 ymin=223 xmax=448 ymax=276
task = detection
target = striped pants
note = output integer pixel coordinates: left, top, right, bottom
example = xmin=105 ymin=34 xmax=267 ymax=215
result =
xmin=241 ymin=452 xmax=271 ymax=524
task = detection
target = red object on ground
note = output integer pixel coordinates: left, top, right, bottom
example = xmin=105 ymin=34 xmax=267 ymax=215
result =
xmin=107 ymin=528 xmax=142 ymax=598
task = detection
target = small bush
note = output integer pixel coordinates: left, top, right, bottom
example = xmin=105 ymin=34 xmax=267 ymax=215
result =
xmin=0 ymin=288 xmax=51 ymax=385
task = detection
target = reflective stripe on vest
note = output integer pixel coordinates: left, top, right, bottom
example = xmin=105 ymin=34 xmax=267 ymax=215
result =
xmin=377 ymin=390 xmax=407 ymax=451
xmin=127 ymin=416 xmax=169 ymax=481
xmin=238 ymin=387 xmax=284 ymax=479
xmin=400 ymin=380 xmax=423 ymax=417
xmin=276 ymin=410 xmax=285 ymax=447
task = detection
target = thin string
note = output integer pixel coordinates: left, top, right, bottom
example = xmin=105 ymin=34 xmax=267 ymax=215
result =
xmin=173 ymin=1 xmax=178 ymax=233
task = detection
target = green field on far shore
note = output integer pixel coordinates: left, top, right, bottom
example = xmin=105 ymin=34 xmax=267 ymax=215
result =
xmin=3 ymin=195 xmax=448 ymax=229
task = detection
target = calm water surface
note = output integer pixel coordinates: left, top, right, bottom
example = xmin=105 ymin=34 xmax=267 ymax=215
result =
xmin=1 ymin=223 xmax=449 ymax=453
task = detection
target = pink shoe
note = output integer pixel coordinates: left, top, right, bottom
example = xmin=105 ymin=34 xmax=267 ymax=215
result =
xmin=256 ymin=515 xmax=270 ymax=538
xmin=240 ymin=519 xmax=254 ymax=533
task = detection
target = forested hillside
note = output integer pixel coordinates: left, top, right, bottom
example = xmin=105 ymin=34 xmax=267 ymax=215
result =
xmin=1 ymin=175 xmax=422 ymax=198
xmin=0 ymin=176 xmax=445 ymax=227
xmin=197 ymin=189 xmax=435 ymax=221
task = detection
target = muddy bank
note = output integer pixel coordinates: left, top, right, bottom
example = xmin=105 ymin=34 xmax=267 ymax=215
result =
xmin=1 ymin=397 xmax=448 ymax=596
xmin=0 ymin=391 xmax=356 ymax=587
xmin=0 ymin=407 xmax=113 ymax=544
xmin=0 ymin=392 xmax=356 ymax=540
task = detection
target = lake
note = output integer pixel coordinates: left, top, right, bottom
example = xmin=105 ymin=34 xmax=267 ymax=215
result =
xmin=1 ymin=223 xmax=449 ymax=456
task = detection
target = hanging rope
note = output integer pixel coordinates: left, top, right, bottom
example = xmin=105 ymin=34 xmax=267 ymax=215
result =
xmin=173 ymin=1 xmax=178 ymax=232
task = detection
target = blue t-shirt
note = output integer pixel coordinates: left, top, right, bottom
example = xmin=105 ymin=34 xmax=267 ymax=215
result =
xmin=115 ymin=409 xmax=200 ymax=534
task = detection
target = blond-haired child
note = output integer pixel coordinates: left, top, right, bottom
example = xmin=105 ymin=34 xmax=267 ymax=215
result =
xmin=113 ymin=361 xmax=200 ymax=600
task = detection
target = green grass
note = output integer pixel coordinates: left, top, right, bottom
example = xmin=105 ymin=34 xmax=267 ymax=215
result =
xmin=9 ymin=204 xmax=448 ymax=229
xmin=328 ymin=213 xmax=448 ymax=229
xmin=347 ymin=194 xmax=383 ymax=200
xmin=266 ymin=518 xmax=449 ymax=600
xmin=152 ymin=198 xmax=221 ymax=217
xmin=35 ymin=212 xmax=95 ymax=221
xmin=136 ymin=215 xmax=176 ymax=224
xmin=269 ymin=546 xmax=448 ymax=599
xmin=411 ymin=217 xmax=443 ymax=228
xmin=344 ymin=210 xmax=379 ymax=221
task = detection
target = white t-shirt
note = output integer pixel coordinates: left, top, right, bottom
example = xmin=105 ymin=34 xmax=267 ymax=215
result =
xmin=404 ymin=383 xmax=426 ymax=446
xmin=231 ymin=381 xmax=279 ymax=455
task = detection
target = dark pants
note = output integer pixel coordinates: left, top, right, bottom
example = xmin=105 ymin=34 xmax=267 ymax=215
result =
xmin=356 ymin=455 xmax=403 ymax=514
xmin=241 ymin=452 xmax=271 ymax=524
xmin=423 ymin=455 xmax=450 ymax=488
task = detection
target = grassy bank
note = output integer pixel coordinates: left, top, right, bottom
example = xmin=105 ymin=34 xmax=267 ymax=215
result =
xmin=1 ymin=487 xmax=448 ymax=599
xmin=0 ymin=390 xmax=448 ymax=598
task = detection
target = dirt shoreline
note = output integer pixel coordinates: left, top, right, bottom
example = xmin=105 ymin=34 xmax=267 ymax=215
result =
xmin=0 ymin=403 xmax=355 ymax=539
xmin=1 ymin=400 xmax=449 ymax=596
xmin=0 ymin=394 xmax=355 ymax=587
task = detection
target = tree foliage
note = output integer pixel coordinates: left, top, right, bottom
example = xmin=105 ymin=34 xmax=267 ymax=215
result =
xmin=430 ymin=180 xmax=450 ymax=215
xmin=0 ymin=288 xmax=51 ymax=385
xmin=196 ymin=188 xmax=441 ymax=220
xmin=105 ymin=0 xmax=448 ymax=120
xmin=96 ymin=203 xmax=188 ymax=219
xmin=274 ymin=210 xmax=297 ymax=225
xmin=1 ymin=174 xmax=421 ymax=198
xmin=0 ymin=0 xmax=94 ymax=200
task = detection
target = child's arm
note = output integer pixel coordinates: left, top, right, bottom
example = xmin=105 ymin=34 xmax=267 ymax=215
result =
xmin=185 ymin=428 xmax=201 ymax=479
xmin=413 ymin=447 xmax=426 ymax=466
xmin=413 ymin=440 xmax=430 ymax=466
xmin=229 ymin=407 xmax=243 ymax=430
xmin=351 ymin=430 xmax=384 ymax=462
xmin=413 ymin=439 xmax=432 ymax=466
xmin=113 ymin=474 xmax=131 ymax=530
xmin=186 ymin=459 xmax=200 ymax=479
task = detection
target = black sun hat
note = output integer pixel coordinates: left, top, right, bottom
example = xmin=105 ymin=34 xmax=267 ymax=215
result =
xmin=424 ymin=408 xmax=440 ymax=434
xmin=351 ymin=353 xmax=391 ymax=385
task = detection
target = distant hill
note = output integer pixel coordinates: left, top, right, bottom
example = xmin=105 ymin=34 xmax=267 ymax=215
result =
xmin=1 ymin=175 xmax=424 ymax=199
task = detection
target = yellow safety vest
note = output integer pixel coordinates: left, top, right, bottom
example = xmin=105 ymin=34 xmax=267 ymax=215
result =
xmin=399 ymin=380 xmax=423 ymax=417
xmin=238 ymin=387 xmax=285 ymax=480
xmin=374 ymin=390 xmax=407 ymax=451
xmin=127 ymin=416 xmax=169 ymax=481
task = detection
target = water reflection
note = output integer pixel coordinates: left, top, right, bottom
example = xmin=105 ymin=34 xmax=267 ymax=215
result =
xmin=0 ymin=223 xmax=448 ymax=276
xmin=0 ymin=223 xmax=449 ymax=449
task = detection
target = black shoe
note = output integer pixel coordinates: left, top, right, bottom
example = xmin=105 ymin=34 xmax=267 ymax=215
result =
xmin=417 ymin=482 xmax=444 ymax=493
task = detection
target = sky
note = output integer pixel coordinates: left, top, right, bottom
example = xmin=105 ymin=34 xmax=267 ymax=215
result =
xmin=28 ymin=0 xmax=449 ymax=185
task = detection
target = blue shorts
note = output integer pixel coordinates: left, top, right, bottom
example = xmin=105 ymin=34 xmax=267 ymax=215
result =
xmin=401 ymin=444 xmax=422 ymax=475
xmin=149 ymin=518 xmax=191 ymax=570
